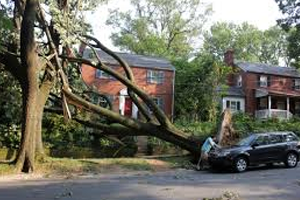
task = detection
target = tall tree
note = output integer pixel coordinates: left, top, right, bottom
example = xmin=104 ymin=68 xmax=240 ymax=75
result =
xmin=202 ymin=22 xmax=288 ymax=65
xmin=0 ymin=0 xmax=106 ymax=172
xmin=174 ymin=54 xmax=229 ymax=122
xmin=106 ymin=0 xmax=212 ymax=58
xmin=275 ymin=0 xmax=300 ymax=68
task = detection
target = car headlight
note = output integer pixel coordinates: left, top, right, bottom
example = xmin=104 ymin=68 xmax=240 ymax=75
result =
xmin=217 ymin=151 xmax=231 ymax=157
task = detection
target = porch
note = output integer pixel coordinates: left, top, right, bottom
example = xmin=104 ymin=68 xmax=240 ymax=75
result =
xmin=255 ymin=90 xmax=300 ymax=120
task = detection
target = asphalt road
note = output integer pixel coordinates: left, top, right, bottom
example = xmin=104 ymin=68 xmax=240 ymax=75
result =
xmin=0 ymin=164 xmax=300 ymax=200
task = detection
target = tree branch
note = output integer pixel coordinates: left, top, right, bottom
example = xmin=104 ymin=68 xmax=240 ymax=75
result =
xmin=82 ymin=35 xmax=152 ymax=122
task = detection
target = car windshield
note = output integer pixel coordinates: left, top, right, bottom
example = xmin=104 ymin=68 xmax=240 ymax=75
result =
xmin=236 ymin=135 xmax=256 ymax=146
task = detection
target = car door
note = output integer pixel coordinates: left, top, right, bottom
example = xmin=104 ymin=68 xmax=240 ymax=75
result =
xmin=248 ymin=135 xmax=272 ymax=164
xmin=268 ymin=134 xmax=287 ymax=161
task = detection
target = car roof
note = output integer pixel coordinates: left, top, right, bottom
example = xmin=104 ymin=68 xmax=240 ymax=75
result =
xmin=252 ymin=132 xmax=295 ymax=136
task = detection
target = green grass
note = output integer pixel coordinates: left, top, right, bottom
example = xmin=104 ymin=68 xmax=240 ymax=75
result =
xmin=0 ymin=163 xmax=15 ymax=176
xmin=0 ymin=156 xmax=191 ymax=177
xmin=36 ymin=157 xmax=154 ymax=175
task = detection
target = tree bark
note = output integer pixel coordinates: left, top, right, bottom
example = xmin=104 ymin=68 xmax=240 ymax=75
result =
xmin=15 ymin=0 xmax=40 ymax=173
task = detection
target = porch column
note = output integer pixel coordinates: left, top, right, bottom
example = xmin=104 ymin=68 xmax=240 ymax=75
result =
xmin=287 ymin=97 xmax=290 ymax=119
xmin=268 ymin=96 xmax=271 ymax=118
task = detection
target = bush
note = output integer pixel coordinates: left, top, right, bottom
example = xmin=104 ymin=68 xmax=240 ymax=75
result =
xmin=232 ymin=113 xmax=300 ymax=137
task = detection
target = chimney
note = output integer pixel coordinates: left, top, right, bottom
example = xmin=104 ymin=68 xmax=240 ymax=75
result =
xmin=224 ymin=49 xmax=234 ymax=66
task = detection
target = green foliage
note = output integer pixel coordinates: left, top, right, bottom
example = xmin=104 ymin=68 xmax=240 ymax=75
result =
xmin=42 ymin=113 xmax=91 ymax=148
xmin=0 ymin=69 xmax=22 ymax=149
xmin=202 ymin=22 xmax=288 ymax=65
xmin=174 ymin=54 xmax=231 ymax=122
xmin=275 ymin=0 xmax=300 ymax=68
xmin=175 ymin=113 xmax=300 ymax=143
xmin=47 ymin=0 xmax=107 ymax=46
xmin=107 ymin=0 xmax=212 ymax=58
xmin=175 ymin=120 xmax=216 ymax=139
xmin=232 ymin=112 xmax=300 ymax=136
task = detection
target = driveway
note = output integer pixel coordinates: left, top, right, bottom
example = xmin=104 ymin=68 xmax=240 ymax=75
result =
xmin=0 ymin=165 xmax=299 ymax=200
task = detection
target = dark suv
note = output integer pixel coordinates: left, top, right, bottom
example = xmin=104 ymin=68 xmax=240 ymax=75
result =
xmin=208 ymin=132 xmax=300 ymax=172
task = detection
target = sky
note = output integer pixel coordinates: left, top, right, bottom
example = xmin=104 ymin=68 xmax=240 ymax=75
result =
xmin=87 ymin=0 xmax=283 ymax=51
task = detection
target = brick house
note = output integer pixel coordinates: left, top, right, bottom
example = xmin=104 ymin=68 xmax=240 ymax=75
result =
xmin=81 ymin=49 xmax=175 ymax=120
xmin=221 ymin=50 xmax=300 ymax=120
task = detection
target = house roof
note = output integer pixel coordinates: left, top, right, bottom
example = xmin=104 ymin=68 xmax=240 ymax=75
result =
xmin=235 ymin=61 xmax=300 ymax=78
xmin=83 ymin=49 xmax=175 ymax=71
xmin=218 ymin=86 xmax=245 ymax=97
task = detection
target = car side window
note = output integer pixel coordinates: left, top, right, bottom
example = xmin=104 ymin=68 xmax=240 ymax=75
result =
xmin=255 ymin=135 xmax=270 ymax=145
xmin=284 ymin=133 xmax=298 ymax=142
xmin=270 ymin=135 xmax=283 ymax=144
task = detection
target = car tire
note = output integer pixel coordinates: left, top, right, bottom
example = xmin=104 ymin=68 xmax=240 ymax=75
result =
xmin=284 ymin=152 xmax=298 ymax=168
xmin=233 ymin=157 xmax=248 ymax=173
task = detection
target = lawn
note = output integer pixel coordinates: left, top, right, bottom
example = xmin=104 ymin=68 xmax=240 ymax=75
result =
xmin=0 ymin=156 xmax=192 ymax=177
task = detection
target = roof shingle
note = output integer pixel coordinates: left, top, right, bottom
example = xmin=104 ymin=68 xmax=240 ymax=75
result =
xmin=236 ymin=61 xmax=300 ymax=78
xmin=83 ymin=49 xmax=175 ymax=71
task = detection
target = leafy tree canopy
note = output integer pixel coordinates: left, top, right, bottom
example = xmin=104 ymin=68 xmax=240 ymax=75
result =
xmin=106 ymin=0 xmax=212 ymax=59
xmin=202 ymin=22 xmax=289 ymax=66
xmin=275 ymin=0 xmax=300 ymax=68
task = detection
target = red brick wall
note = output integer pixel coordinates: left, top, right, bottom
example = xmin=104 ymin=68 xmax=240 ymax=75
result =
xmin=81 ymin=64 xmax=174 ymax=118
xmin=242 ymin=73 xmax=299 ymax=115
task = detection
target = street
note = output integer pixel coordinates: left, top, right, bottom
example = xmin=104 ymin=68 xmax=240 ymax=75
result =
xmin=0 ymin=165 xmax=299 ymax=200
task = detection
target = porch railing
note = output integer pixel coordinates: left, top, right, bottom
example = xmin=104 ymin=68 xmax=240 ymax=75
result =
xmin=255 ymin=109 xmax=293 ymax=120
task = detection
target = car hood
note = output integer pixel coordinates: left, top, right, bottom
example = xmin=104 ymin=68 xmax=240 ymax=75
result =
xmin=219 ymin=145 xmax=248 ymax=152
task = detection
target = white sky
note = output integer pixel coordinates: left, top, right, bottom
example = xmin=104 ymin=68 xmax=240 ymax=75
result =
xmin=87 ymin=0 xmax=282 ymax=51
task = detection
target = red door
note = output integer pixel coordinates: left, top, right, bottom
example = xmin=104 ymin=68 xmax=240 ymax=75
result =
xmin=124 ymin=97 xmax=132 ymax=116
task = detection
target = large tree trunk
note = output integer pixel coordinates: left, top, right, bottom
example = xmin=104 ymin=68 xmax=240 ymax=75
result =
xmin=15 ymin=0 xmax=40 ymax=173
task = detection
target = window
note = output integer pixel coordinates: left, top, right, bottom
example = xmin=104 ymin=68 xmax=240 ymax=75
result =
xmin=95 ymin=69 xmax=116 ymax=80
xmin=259 ymin=75 xmax=269 ymax=87
xmin=237 ymin=75 xmax=242 ymax=87
xmin=226 ymin=100 xmax=241 ymax=111
xmin=283 ymin=133 xmax=298 ymax=142
xmin=147 ymin=70 xmax=164 ymax=84
xmin=270 ymin=135 xmax=283 ymax=144
xmin=152 ymin=97 xmax=164 ymax=110
xmin=293 ymin=79 xmax=300 ymax=90
xmin=255 ymin=135 xmax=270 ymax=146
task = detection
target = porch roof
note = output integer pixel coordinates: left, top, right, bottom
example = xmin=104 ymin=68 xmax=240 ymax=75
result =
xmin=218 ymin=86 xmax=245 ymax=97
xmin=255 ymin=89 xmax=300 ymax=98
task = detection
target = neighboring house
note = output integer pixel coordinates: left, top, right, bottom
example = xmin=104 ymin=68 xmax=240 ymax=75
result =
xmin=221 ymin=49 xmax=300 ymax=120
xmin=81 ymin=49 xmax=175 ymax=120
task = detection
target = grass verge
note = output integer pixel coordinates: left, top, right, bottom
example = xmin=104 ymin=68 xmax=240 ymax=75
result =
xmin=0 ymin=156 xmax=192 ymax=177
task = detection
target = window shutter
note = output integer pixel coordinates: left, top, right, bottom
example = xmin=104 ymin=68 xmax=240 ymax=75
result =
xmin=267 ymin=76 xmax=271 ymax=87
xmin=293 ymin=79 xmax=296 ymax=90
xmin=226 ymin=100 xmax=230 ymax=108
xmin=237 ymin=101 xmax=241 ymax=110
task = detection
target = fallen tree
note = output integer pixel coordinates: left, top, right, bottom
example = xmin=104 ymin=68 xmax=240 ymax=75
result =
xmin=0 ymin=0 xmax=230 ymax=172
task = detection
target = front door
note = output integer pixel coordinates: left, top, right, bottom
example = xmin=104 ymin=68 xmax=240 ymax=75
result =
xmin=124 ymin=97 xmax=132 ymax=117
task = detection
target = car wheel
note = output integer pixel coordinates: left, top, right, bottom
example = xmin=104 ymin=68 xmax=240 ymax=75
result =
xmin=285 ymin=152 xmax=298 ymax=168
xmin=234 ymin=157 xmax=248 ymax=172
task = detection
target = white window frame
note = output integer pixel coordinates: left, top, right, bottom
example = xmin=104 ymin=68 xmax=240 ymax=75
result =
xmin=147 ymin=70 xmax=164 ymax=84
xmin=222 ymin=97 xmax=245 ymax=113
xmin=259 ymin=75 xmax=268 ymax=87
